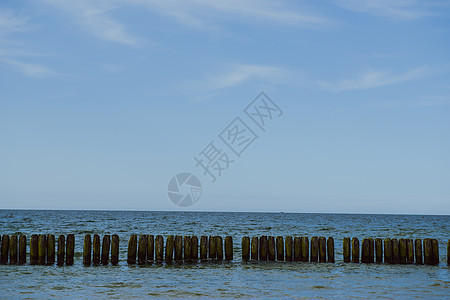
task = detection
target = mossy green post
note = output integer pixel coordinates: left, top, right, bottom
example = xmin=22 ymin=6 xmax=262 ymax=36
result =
xmin=399 ymin=238 xmax=407 ymax=264
xmin=242 ymin=236 xmax=250 ymax=261
xmin=147 ymin=235 xmax=154 ymax=261
xmin=216 ymin=236 xmax=223 ymax=260
xmin=431 ymin=239 xmax=439 ymax=265
xmin=285 ymin=236 xmax=293 ymax=262
xmin=276 ymin=236 xmax=284 ymax=261
xmin=351 ymin=237 xmax=359 ymax=263
xmin=268 ymin=236 xmax=276 ymax=261
xmin=391 ymin=238 xmax=399 ymax=264
xmin=200 ymin=236 xmax=208 ymax=260
xmin=224 ymin=236 xmax=233 ymax=261
xmin=251 ymin=237 xmax=258 ymax=260
xmin=38 ymin=234 xmax=47 ymax=265
xmin=165 ymin=235 xmax=174 ymax=262
xmin=57 ymin=235 xmax=65 ymax=266
xmin=414 ymin=239 xmax=422 ymax=264
xmin=127 ymin=235 xmax=137 ymax=264
xmin=209 ymin=236 xmax=217 ymax=259
xmin=155 ymin=235 xmax=163 ymax=262
xmin=19 ymin=235 xmax=26 ymax=264
xmin=293 ymin=237 xmax=301 ymax=262
xmin=406 ymin=239 xmax=414 ymax=264
xmin=93 ymin=234 xmax=101 ymax=265
xmin=1 ymin=235 xmax=9 ymax=264
xmin=138 ymin=235 xmax=148 ymax=264
xmin=102 ymin=235 xmax=111 ymax=265
xmin=47 ymin=234 xmax=55 ymax=265
xmin=111 ymin=234 xmax=119 ymax=265
xmin=318 ymin=237 xmax=326 ymax=263
xmin=191 ymin=236 xmax=199 ymax=260
xmin=83 ymin=234 xmax=91 ymax=266
xmin=343 ymin=237 xmax=350 ymax=263
xmin=301 ymin=237 xmax=309 ymax=262
xmin=327 ymin=237 xmax=335 ymax=263
xmin=30 ymin=234 xmax=38 ymax=265
xmin=9 ymin=235 xmax=18 ymax=264
xmin=384 ymin=238 xmax=392 ymax=264
xmin=184 ymin=236 xmax=192 ymax=261
xmin=259 ymin=236 xmax=268 ymax=261
xmin=310 ymin=237 xmax=318 ymax=263
xmin=375 ymin=238 xmax=382 ymax=263
xmin=174 ymin=235 xmax=182 ymax=261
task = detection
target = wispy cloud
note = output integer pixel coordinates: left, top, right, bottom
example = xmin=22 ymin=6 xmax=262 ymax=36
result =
xmin=319 ymin=66 xmax=432 ymax=91
xmin=0 ymin=9 xmax=29 ymax=36
xmin=1 ymin=58 xmax=58 ymax=78
xmin=333 ymin=0 xmax=446 ymax=20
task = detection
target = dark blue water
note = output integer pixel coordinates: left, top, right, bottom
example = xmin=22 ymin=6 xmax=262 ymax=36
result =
xmin=0 ymin=210 xmax=449 ymax=298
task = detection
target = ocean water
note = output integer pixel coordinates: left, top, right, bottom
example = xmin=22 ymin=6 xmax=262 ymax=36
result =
xmin=0 ymin=210 xmax=449 ymax=298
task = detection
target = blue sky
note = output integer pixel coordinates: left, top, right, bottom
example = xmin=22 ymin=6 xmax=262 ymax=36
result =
xmin=0 ymin=0 xmax=449 ymax=214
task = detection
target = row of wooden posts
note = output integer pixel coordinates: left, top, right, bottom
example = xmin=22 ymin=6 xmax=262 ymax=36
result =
xmin=1 ymin=234 xmax=449 ymax=266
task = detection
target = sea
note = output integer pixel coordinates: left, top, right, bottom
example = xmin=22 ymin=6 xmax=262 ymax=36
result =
xmin=0 ymin=210 xmax=449 ymax=299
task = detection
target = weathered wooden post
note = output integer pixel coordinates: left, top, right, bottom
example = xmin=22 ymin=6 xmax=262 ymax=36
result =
xmin=1 ymin=235 xmax=9 ymax=264
xmin=431 ymin=239 xmax=439 ymax=265
xmin=392 ymin=238 xmax=399 ymax=264
xmin=361 ymin=238 xmax=372 ymax=263
xmin=47 ymin=234 xmax=55 ymax=265
xmin=327 ymin=237 xmax=335 ymax=263
xmin=423 ymin=238 xmax=432 ymax=265
xmin=242 ymin=236 xmax=250 ymax=261
xmin=174 ymin=235 xmax=183 ymax=261
xmin=343 ymin=237 xmax=350 ymax=263
xmin=9 ymin=235 xmax=18 ymax=264
xmin=276 ymin=236 xmax=284 ymax=261
xmin=406 ymin=239 xmax=414 ymax=264
xmin=102 ymin=235 xmax=111 ymax=265
xmin=294 ymin=237 xmax=301 ymax=262
xmin=399 ymin=238 xmax=407 ymax=264
xmin=209 ymin=236 xmax=217 ymax=259
xmin=285 ymin=236 xmax=293 ymax=262
xmin=155 ymin=235 xmax=163 ymax=262
xmin=375 ymin=238 xmax=382 ymax=263
xmin=192 ymin=236 xmax=199 ymax=260
xmin=57 ymin=235 xmax=65 ymax=266
xmin=310 ymin=236 xmax=318 ymax=263
xmin=216 ymin=236 xmax=223 ymax=260
xmin=30 ymin=234 xmax=38 ymax=265
xmin=83 ymin=234 xmax=92 ymax=266
xmin=127 ymin=235 xmax=137 ymax=264
xmin=351 ymin=237 xmax=359 ymax=263
xmin=111 ymin=234 xmax=119 ymax=265
xmin=384 ymin=238 xmax=392 ymax=264
xmin=165 ymin=235 xmax=174 ymax=262
xmin=147 ymin=235 xmax=154 ymax=262
xmin=414 ymin=239 xmax=422 ymax=264
xmin=268 ymin=236 xmax=276 ymax=261
xmin=251 ymin=237 xmax=258 ymax=261
xmin=225 ymin=236 xmax=233 ymax=261
xmin=38 ymin=234 xmax=47 ymax=265
xmin=318 ymin=237 xmax=326 ymax=263
xmin=369 ymin=238 xmax=374 ymax=263
xmin=447 ymin=239 xmax=450 ymax=266
xmin=200 ymin=236 xmax=208 ymax=260
xmin=301 ymin=237 xmax=309 ymax=262
xmin=19 ymin=235 xmax=26 ymax=265
xmin=138 ymin=235 xmax=148 ymax=264
xmin=66 ymin=234 xmax=75 ymax=266
xmin=260 ymin=236 xmax=268 ymax=261
xmin=184 ymin=236 xmax=192 ymax=261
xmin=93 ymin=235 xmax=100 ymax=265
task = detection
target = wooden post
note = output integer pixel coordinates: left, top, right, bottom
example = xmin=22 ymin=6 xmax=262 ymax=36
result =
xmin=384 ymin=238 xmax=392 ymax=264
xmin=242 ymin=236 xmax=250 ymax=261
xmin=200 ymin=236 xmax=208 ymax=260
xmin=423 ymin=238 xmax=432 ymax=265
xmin=191 ymin=236 xmax=199 ymax=260
xmin=147 ymin=235 xmax=154 ymax=262
xmin=399 ymin=238 xmax=407 ymax=264
xmin=375 ymin=238 xmax=382 ymax=263
xmin=276 ymin=236 xmax=284 ymax=261
xmin=310 ymin=236 xmax=318 ymax=263
xmin=102 ymin=235 xmax=111 ymax=265
xmin=127 ymin=235 xmax=137 ymax=264
xmin=57 ymin=235 xmax=65 ymax=266
xmin=327 ymin=237 xmax=335 ymax=263
xmin=184 ymin=236 xmax=192 ymax=261
xmin=259 ymin=236 xmax=268 ymax=261
xmin=301 ymin=237 xmax=309 ymax=262
xmin=285 ymin=236 xmax=293 ymax=262
xmin=66 ymin=234 xmax=75 ymax=266
xmin=361 ymin=238 xmax=371 ymax=263
xmin=268 ymin=236 xmax=276 ymax=261
xmin=343 ymin=237 xmax=350 ymax=263
xmin=93 ymin=234 xmax=100 ymax=265
xmin=351 ymin=237 xmax=359 ymax=263
xmin=155 ymin=235 xmax=163 ymax=262
xmin=83 ymin=234 xmax=92 ymax=266
xmin=30 ymin=234 xmax=38 ymax=265
xmin=209 ymin=236 xmax=217 ymax=259
xmin=47 ymin=234 xmax=55 ymax=265
xmin=391 ymin=238 xmax=399 ymax=264
xmin=165 ymin=235 xmax=174 ymax=262
xmin=406 ymin=239 xmax=414 ymax=264
xmin=174 ymin=235 xmax=183 ymax=261
xmin=216 ymin=236 xmax=223 ymax=260
xmin=294 ymin=237 xmax=301 ymax=262
xmin=38 ymin=234 xmax=47 ymax=265
xmin=318 ymin=237 xmax=326 ymax=263
xmin=225 ymin=236 xmax=233 ymax=261
xmin=19 ymin=235 xmax=26 ymax=265
xmin=9 ymin=235 xmax=18 ymax=264
xmin=111 ymin=234 xmax=119 ymax=265
xmin=415 ymin=239 xmax=422 ymax=265
xmin=1 ymin=235 xmax=9 ymax=264
xmin=447 ymin=239 xmax=450 ymax=266
xmin=431 ymin=239 xmax=439 ymax=265
xmin=138 ymin=235 xmax=148 ymax=264
xmin=251 ymin=237 xmax=258 ymax=260
xmin=369 ymin=238 xmax=374 ymax=263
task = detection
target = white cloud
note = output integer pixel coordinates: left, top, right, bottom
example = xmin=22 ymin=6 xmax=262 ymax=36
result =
xmin=0 ymin=9 xmax=29 ymax=36
xmin=319 ymin=66 xmax=432 ymax=91
xmin=1 ymin=58 xmax=57 ymax=78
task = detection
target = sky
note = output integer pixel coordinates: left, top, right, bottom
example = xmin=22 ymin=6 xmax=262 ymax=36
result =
xmin=0 ymin=0 xmax=449 ymax=214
